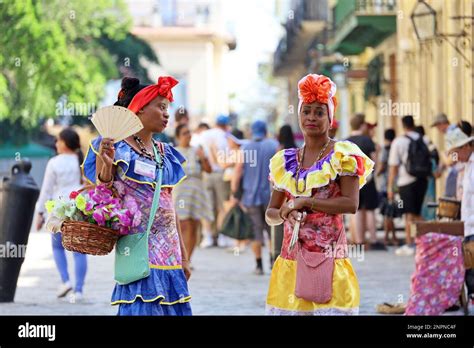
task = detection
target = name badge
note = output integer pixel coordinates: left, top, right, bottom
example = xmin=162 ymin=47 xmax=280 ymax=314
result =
xmin=134 ymin=159 xmax=156 ymax=179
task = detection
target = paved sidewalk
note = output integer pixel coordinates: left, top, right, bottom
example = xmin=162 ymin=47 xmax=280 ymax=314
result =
xmin=0 ymin=231 xmax=468 ymax=315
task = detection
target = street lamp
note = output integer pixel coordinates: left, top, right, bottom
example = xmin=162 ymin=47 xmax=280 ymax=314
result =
xmin=410 ymin=0 xmax=472 ymax=67
xmin=410 ymin=0 xmax=437 ymax=41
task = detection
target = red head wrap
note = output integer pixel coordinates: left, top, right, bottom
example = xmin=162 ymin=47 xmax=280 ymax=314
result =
xmin=127 ymin=76 xmax=179 ymax=113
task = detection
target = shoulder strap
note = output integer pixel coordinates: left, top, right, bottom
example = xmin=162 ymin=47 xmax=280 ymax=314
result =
xmin=145 ymin=142 xmax=164 ymax=237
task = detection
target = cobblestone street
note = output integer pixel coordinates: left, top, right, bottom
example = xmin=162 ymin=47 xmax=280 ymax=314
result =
xmin=1 ymin=229 xmax=453 ymax=316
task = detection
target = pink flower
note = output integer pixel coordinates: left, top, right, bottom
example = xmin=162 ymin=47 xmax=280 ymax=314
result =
xmin=92 ymin=209 xmax=106 ymax=226
xmin=132 ymin=210 xmax=142 ymax=227
xmin=123 ymin=195 xmax=138 ymax=214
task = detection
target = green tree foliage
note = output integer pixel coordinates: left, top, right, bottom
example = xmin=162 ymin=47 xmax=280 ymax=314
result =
xmin=0 ymin=0 xmax=132 ymax=127
xmin=100 ymin=32 xmax=159 ymax=85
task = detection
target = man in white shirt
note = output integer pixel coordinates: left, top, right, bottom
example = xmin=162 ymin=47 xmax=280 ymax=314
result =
xmin=199 ymin=115 xmax=231 ymax=247
xmin=444 ymin=126 xmax=474 ymax=298
xmin=388 ymin=116 xmax=429 ymax=256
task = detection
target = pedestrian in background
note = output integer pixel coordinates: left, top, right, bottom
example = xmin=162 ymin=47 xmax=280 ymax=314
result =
xmin=415 ymin=125 xmax=438 ymax=221
xmin=346 ymin=114 xmax=382 ymax=250
xmin=328 ymin=118 xmax=339 ymax=140
xmin=277 ymin=124 xmax=297 ymax=150
xmin=388 ymin=115 xmax=430 ymax=256
xmin=223 ymin=128 xmax=249 ymax=253
xmin=444 ymin=127 xmax=474 ymax=299
xmin=173 ymin=124 xmax=214 ymax=268
xmin=35 ymin=128 xmax=87 ymax=303
xmin=270 ymin=124 xmax=298 ymax=264
xmin=231 ymin=120 xmax=279 ymax=274
xmin=431 ymin=113 xmax=459 ymax=198
xmin=199 ymin=115 xmax=231 ymax=247
xmin=376 ymin=128 xmax=400 ymax=246
xmin=190 ymin=122 xmax=210 ymax=149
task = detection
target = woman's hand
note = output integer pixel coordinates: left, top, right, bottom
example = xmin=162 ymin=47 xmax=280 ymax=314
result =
xmin=98 ymin=137 xmax=115 ymax=170
xmin=182 ymin=260 xmax=192 ymax=281
xmin=287 ymin=210 xmax=307 ymax=228
xmin=36 ymin=213 xmax=45 ymax=231
xmin=279 ymin=198 xmax=305 ymax=220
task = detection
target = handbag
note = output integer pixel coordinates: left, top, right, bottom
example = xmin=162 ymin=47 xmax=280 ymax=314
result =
xmin=294 ymin=227 xmax=347 ymax=303
xmin=114 ymin=142 xmax=164 ymax=285
xmin=219 ymin=205 xmax=254 ymax=240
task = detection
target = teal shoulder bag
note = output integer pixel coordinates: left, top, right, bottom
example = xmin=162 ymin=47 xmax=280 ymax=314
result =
xmin=114 ymin=142 xmax=163 ymax=285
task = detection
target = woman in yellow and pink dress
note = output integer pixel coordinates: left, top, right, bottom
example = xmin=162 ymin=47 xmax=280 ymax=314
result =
xmin=265 ymin=74 xmax=374 ymax=315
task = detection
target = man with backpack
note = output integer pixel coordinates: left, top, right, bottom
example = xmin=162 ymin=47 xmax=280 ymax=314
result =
xmin=388 ymin=115 xmax=431 ymax=256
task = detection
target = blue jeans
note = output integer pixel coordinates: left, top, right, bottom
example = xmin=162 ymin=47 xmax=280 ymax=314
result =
xmin=51 ymin=233 xmax=87 ymax=293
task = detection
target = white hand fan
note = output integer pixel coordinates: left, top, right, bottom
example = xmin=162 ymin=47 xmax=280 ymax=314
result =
xmin=91 ymin=105 xmax=144 ymax=143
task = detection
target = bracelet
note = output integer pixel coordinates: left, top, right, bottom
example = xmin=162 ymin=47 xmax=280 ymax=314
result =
xmin=310 ymin=198 xmax=316 ymax=211
xmin=97 ymin=173 xmax=113 ymax=187
xmin=278 ymin=209 xmax=285 ymax=221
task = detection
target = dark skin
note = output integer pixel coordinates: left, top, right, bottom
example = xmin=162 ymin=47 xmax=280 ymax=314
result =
xmin=265 ymin=101 xmax=360 ymax=228
xmin=97 ymin=96 xmax=191 ymax=281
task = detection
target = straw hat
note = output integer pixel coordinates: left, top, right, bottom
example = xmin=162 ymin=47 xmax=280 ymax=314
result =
xmin=445 ymin=127 xmax=474 ymax=152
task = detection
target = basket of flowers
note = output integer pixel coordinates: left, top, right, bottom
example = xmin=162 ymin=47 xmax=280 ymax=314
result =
xmin=45 ymin=184 xmax=142 ymax=255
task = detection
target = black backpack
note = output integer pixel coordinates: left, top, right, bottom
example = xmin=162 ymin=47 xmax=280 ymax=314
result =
xmin=404 ymin=135 xmax=432 ymax=178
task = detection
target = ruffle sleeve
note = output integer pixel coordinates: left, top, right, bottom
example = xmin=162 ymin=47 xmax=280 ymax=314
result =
xmin=268 ymin=140 xmax=374 ymax=197
xmin=81 ymin=136 xmax=187 ymax=189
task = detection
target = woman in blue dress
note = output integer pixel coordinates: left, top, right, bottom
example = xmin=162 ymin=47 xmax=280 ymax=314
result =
xmin=82 ymin=76 xmax=192 ymax=315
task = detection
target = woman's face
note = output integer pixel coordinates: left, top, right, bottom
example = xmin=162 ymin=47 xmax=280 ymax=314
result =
xmin=177 ymin=126 xmax=192 ymax=146
xmin=138 ymin=96 xmax=170 ymax=133
xmin=299 ymin=102 xmax=330 ymax=137
xmin=55 ymin=137 xmax=67 ymax=154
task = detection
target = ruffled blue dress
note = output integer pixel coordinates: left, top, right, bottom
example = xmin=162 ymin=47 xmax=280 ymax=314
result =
xmin=82 ymin=136 xmax=192 ymax=315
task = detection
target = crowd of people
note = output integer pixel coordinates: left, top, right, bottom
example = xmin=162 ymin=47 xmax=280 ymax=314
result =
xmin=33 ymin=73 xmax=473 ymax=316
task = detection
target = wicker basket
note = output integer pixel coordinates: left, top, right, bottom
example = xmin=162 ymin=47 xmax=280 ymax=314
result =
xmin=60 ymin=220 xmax=121 ymax=255
xmin=438 ymin=197 xmax=461 ymax=220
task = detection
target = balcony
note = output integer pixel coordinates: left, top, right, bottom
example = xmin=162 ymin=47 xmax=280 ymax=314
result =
xmin=328 ymin=0 xmax=397 ymax=55
xmin=273 ymin=0 xmax=329 ymax=76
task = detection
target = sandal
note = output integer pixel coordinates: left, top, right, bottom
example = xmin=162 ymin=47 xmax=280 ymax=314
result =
xmin=376 ymin=302 xmax=406 ymax=314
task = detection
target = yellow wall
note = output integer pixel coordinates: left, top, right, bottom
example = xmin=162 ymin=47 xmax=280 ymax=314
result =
xmin=397 ymin=0 xmax=473 ymax=147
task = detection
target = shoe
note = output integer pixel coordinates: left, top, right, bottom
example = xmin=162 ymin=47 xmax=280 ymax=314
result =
xmin=254 ymin=267 xmax=264 ymax=275
xmin=370 ymin=241 xmax=388 ymax=251
xmin=445 ymin=304 xmax=461 ymax=312
xmin=68 ymin=292 xmax=84 ymax=304
xmin=217 ymin=235 xmax=233 ymax=248
xmin=395 ymin=244 xmax=415 ymax=256
xmin=376 ymin=302 xmax=406 ymax=314
xmin=200 ymin=235 xmax=214 ymax=249
xmin=57 ymin=282 xmax=72 ymax=298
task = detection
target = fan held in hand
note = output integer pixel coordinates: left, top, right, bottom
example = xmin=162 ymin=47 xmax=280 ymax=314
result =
xmin=91 ymin=106 xmax=144 ymax=143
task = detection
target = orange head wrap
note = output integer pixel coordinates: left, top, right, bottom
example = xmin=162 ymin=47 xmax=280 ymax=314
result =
xmin=297 ymin=74 xmax=338 ymax=123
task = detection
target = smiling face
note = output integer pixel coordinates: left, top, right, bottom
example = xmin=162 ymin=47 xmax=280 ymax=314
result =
xmin=298 ymin=101 xmax=330 ymax=137
xmin=137 ymin=96 xmax=170 ymax=133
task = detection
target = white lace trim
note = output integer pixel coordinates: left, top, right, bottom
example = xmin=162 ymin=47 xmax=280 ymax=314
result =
xmin=265 ymin=304 xmax=359 ymax=316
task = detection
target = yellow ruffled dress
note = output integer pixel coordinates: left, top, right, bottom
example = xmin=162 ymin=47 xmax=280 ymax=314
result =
xmin=266 ymin=140 xmax=374 ymax=315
